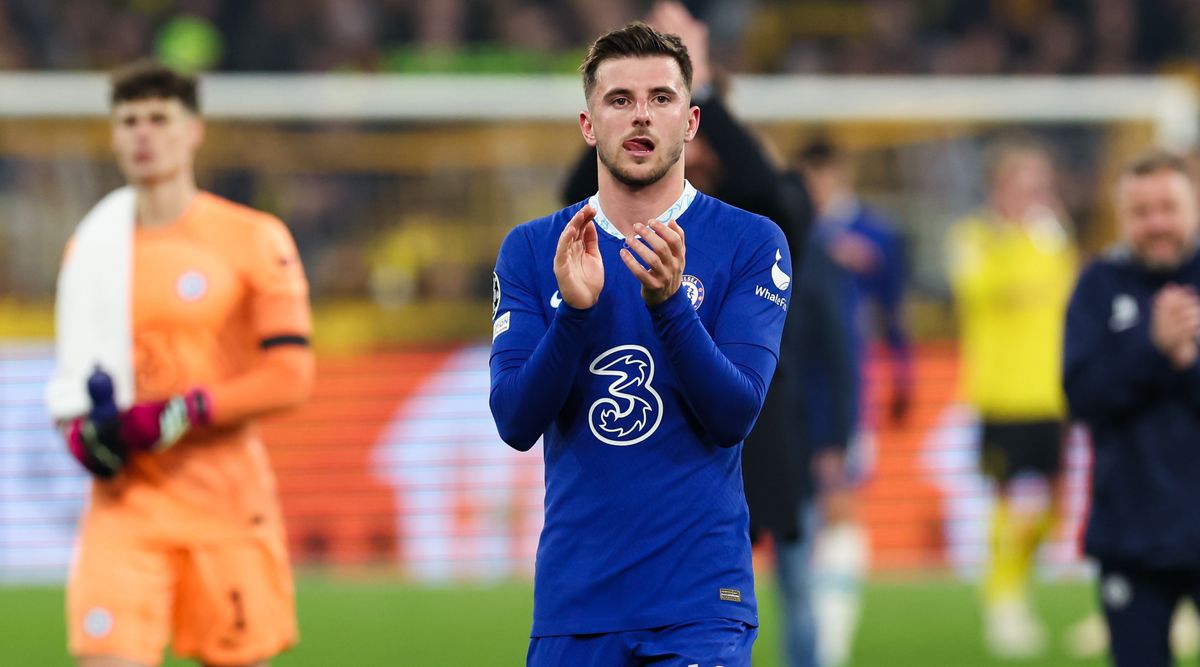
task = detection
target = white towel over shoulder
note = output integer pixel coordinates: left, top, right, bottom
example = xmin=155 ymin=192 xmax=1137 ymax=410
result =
xmin=44 ymin=186 xmax=136 ymax=420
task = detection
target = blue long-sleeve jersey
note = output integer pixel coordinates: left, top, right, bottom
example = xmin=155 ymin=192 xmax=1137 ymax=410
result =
xmin=489 ymin=191 xmax=790 ymax=636
xmin=1063 ymin=247 xmax=1200 ymax=568
xmin=811 ymin=200 xmax=910 ymax=444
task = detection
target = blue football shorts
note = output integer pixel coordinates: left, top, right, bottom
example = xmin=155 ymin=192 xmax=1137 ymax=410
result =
xmin=527 ymin=617 xmax=756 ymax=667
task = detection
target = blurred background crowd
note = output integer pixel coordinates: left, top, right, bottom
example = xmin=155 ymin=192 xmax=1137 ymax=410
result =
xmin=3 ymin=0 xmax=1200 ymax=76
xmin=5 ymin=0 xmax=1187 ymax=345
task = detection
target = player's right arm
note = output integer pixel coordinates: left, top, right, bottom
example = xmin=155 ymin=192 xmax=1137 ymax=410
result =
xmin=1063 ymin=263 xmax=1179 ymax=422
xmin=489 ymin=207 xmax=601 ymax=451
xmin=945 ymin=220 xmax=998 ymax=307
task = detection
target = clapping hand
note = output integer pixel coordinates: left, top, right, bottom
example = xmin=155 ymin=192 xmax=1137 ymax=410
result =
xmin=554 ymin=205 xmax=604 ymax=309
xmin=1151 ymin=283 xmax=1200 ymax=369
xmin=620 ymin=218 xmax=686 ymax=307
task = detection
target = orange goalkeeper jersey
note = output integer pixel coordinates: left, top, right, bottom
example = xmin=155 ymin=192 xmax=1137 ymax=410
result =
xmin=81 ymin=192 xmax=312 ymax=543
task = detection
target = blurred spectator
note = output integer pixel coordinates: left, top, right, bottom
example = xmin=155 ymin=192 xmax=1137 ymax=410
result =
xmin=0 ymin=2 xmax=30 ymax=68
xmin=368 ymin=213 xmax=495 ymax=307
xmin=1062 ymin=149 xmax=1200 ymax=667
xmin=779 ymin=213 xmax=857 ymax=667
xmin=226 ymin=2 xmax=316 ymax=71
xmin=1019 ymin=12 xmax=1084 ymax=74
xmin=798 ymin=138 xmax=912 ymax=427
xmin=795 ymin=137 xmax=911 ymax=667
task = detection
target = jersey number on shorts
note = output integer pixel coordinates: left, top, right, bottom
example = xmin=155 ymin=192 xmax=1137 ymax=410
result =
xmin=588 ymin=345 xmax=663 ymax=447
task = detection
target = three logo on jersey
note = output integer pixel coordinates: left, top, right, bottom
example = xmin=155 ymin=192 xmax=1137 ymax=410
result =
xmin=588 ymin=345 xmax=663 ymax=446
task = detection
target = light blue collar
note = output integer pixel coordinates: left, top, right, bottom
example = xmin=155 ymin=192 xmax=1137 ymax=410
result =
xmin=588 ymin=181 xmax=697 ymax=239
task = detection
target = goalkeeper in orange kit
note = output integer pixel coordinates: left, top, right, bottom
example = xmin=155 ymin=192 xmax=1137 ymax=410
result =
xmin=47 ymin=61 xmax=314 ymax=667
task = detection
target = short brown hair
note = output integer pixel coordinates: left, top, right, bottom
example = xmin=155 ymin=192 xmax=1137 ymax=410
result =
xmin=1122 ymin=149 xmax=1193 ymax=180
xmin=579 ymin=21 xmax=693 ymax=101
xmin=796 ymin=136 xmax=844 ymax=170
xmin=110 ymin=60 xmax=199 ymax=112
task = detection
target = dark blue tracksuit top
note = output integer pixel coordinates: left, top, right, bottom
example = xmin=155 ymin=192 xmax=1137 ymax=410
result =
xmin=1063 ymin=246 xmax=1200 ymax=569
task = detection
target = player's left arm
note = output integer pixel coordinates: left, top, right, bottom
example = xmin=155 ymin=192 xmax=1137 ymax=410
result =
xmin=207 ymin=217 xmax=315 ymax=425
xmin=623 ymin=217 xmax=789 ymax=446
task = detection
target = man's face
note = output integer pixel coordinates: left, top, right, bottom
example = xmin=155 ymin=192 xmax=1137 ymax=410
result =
xmin=1117 ymin=169 xmax=1199 ymax=271
xmin=111 ymin=97 xmax=202 ymax=185
xmin=580 ymin=56 xmax=699 ymax=188
xmin=800 ymin=162 xmax=850 ymax=214
xmin=991 ymin=151 xmax=1056 ymax=220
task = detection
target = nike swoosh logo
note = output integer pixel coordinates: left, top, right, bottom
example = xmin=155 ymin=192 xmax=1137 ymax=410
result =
xmin=550 ymin=291 xmax=562 ymax=308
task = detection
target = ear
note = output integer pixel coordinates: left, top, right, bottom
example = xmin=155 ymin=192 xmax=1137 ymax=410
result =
xmin=684 ymin=105 xmax=700 ymax=143
xmin=580 ymin=110 xmax=598 ymax=148
xmin=189 ymin=116 xmax=206 ymax=151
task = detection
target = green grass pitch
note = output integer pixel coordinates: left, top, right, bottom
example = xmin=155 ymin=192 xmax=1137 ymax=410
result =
xmin=5 ymin=576 xmax=1104 ymax=666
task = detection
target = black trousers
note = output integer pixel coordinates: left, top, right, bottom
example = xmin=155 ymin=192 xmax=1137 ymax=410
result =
xmin=1100 ymin=561 xmax=1200 ymax=667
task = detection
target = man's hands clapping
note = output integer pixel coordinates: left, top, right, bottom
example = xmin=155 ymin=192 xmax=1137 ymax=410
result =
xmin=1151 ymin=283 xmax=1200 ymax=369
xmin=621 ymin=218 xmax=686 ymax=307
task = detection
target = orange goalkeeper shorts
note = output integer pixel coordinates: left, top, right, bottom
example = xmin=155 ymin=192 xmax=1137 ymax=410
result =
xmin=67 ymin=528 xmax=297 ymax=666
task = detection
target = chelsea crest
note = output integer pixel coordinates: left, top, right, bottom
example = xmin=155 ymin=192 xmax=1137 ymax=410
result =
xmin=681 ymin=275 xmax=704 ymax=310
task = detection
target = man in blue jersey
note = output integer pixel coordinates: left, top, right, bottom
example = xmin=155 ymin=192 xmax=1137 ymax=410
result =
xmin=797 ymin=138 xmax=911 ymax=429
xmin=1063 ymin=149 xmax=1200 ymax=667
xmin=794 ymin=138 xmax=911 ymax=666
xmin=489 ymin=21 xmax=790 ymax=667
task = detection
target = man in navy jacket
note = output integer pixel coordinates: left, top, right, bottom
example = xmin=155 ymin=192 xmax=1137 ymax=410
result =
xmin=1063 ymin=149 xmax=1200 ymax=667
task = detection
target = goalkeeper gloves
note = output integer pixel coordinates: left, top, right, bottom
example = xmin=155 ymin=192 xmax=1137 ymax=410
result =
xmin=65 ymin=368 xmax=126 ymax=479
xmin=117 ymin=389 xmax=212 ymax=453
xmin=65 ymin=368 xmax=212 ymax=478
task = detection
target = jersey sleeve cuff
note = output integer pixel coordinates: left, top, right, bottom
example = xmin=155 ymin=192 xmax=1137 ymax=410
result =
xmin=648 ymin=287 xmax=693 ymax=323
xmin=557 ymin=300 xmax=597 ymax=321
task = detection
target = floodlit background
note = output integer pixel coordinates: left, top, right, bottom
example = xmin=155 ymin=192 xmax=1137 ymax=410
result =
xmin=3 ymin=1 xmax=1200 ymax=665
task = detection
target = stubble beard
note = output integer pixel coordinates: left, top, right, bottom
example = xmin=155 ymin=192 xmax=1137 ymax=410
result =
xmin=1138 ymin=238 xmax=1189 ymax=273
xmin=597 ymin=138 xmax=684 ymax=189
